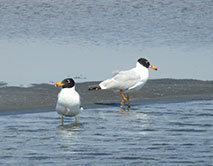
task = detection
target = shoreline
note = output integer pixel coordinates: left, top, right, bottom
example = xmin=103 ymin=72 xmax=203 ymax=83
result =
xmin=0 ymin=79 xmax=213 ymax=115
xmin=1 ymin=95 xmax=212 ymax=116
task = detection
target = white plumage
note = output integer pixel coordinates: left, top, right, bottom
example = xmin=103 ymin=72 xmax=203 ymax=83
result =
xmin=55 ymin=78 xmax=82 ymax=125
xmin=99 ymin=61 xmax=149 ymax=93
xmin=89 ymin=58 xmax=157 ymax=108
xmin=56 ymin=87 xmax=81 ymax=117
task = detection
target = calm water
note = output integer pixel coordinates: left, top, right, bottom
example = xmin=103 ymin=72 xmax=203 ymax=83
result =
xmin=0 ymin=100 xmax=212 ymax=166
xmin=1 ymin=0 xmax=213 ymax=85
xmin=0 ymin=1 xmax=213 ymax=164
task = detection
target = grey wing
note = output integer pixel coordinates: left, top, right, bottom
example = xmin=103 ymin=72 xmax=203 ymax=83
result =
xmin=100 ymin=69 xmax=141 ymax=90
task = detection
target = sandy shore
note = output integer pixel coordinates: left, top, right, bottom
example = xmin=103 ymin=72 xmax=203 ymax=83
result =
xmin=0 ymin=79 xmax=213 ymax=115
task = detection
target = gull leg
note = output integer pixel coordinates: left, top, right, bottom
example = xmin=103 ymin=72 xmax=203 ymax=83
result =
xmin=120 ymin=90 xmax=127 ymax=107
xmin=127 ymin=93 xmax=130 ymax=108
xmin=61 ymin=116 xmax=64 ymax=126
xmin=74 ymin=116 xmax=78 ymax=126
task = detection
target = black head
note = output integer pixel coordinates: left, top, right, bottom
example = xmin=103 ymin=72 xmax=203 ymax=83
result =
xmin=137 ymin=58 xmax=150 ymax=68
xmin=55 ymin=78 xmax=75 ymax=88
xmin=61 ymin=78 xmax=75 ymax=88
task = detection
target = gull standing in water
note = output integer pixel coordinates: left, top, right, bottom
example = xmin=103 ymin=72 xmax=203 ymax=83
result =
xmin=55 ymin=78 xmax=83 ymax=125
xmin=88 ymin=58 xmax=157 ymax=108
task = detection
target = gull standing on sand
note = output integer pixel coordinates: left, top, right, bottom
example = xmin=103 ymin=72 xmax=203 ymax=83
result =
xmin=55 ymin=78 xmax=83 ymax=125
xmin=88 ymin=58 xmax=157 ymax=108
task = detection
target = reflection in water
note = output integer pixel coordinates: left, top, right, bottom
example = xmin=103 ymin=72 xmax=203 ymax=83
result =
xmin=58 ymin=123 xmax=84 ymax=137
xmin=0 ymin=100 xmax=213 ymax=165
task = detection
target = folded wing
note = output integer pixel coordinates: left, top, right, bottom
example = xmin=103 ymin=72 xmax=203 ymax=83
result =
xmin=100 ymin=69 xmax=141 ymax=91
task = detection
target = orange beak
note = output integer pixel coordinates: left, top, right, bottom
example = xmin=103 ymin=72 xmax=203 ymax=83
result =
xmin=150 ymin=65 xmax=158 ymax=71
xmin=55 ymin=82 xmax=64 ymax=87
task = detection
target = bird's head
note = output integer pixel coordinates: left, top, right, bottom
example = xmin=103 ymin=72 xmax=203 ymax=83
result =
xmin=55 ymin=78 xmax=75 ymax=88
xmin=137 ymin=58 xmax=157 ymax=71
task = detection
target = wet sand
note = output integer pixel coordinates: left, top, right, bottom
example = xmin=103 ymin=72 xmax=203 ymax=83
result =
xmin=0 ymin=79 xmax=213 ymax=115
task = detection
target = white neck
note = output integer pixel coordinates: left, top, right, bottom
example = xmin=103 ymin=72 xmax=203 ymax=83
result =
xmin=135 ymin=62 xmax=149 ymax=80
xmin=62 ymin=86 xmax=75 ymax=91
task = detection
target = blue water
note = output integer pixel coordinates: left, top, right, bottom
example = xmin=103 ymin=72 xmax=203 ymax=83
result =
xmin=1 ymin=0 xmax=213 ymax=85
xmin=0 ymin=100 xmax=212 ymax=166
xmin=0 ymin=1 xmax=213 ymax=164
xmin=1 ymin=0 xmax=213 ymax=46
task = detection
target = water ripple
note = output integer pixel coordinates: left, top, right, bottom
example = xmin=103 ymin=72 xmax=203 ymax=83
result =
xmin=0 ymin=0 xmax=212 ymax=46
xmin=0 ymin=100 xmax=212 ymax=165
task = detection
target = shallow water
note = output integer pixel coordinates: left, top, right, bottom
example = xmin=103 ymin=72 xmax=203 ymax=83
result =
xmin=1 ymin=0 xmax=213 ymax=85
xmin=0 ymin=100 xmax=212 ymax=165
